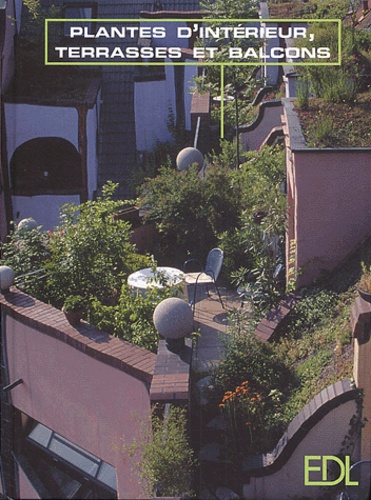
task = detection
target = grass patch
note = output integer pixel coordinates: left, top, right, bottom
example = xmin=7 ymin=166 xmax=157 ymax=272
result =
xmin=296 ymin=93 xmax=371 ymax=147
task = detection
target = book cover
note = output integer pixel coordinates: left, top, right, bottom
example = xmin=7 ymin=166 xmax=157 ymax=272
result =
xmin=0 ymin=0 xmax=370 ymax=498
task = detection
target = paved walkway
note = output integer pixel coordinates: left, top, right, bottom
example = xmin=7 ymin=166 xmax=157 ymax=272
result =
xmin=190 ymin=286 xmax=241 ymax=373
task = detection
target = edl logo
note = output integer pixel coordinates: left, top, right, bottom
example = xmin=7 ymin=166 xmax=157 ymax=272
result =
xmin=304 ymin=456 xmax=359 ymax=486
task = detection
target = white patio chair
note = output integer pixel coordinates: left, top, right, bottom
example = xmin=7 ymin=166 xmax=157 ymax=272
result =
xmin=183 ymin=248 xmax=224 ymax=310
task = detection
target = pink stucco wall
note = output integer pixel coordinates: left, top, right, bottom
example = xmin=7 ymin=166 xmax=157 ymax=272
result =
xmin=284 ymin=100 xmax=371 ymax=286
xmin=5 ymin=315 xmax=152 ymax=499
xmin=291 ymin=150 xmax=371 ymax=286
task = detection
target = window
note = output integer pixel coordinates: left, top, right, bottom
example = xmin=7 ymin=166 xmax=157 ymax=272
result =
xmin=27 ymin=422 xmax=117 ymax=498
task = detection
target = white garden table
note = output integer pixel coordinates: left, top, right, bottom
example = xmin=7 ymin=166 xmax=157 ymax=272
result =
xmin=127 ymin=267 xmax=184 ymax=295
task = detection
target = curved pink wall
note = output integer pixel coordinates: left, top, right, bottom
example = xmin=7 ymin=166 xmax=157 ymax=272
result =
xmin=6 ymin=316 xmax=152 ymax=499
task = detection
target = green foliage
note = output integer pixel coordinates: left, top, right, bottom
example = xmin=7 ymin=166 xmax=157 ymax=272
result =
xmin=358 ymin=262 xmax=371 ymax=293
xmin=212 ymin=277 xmax=354 ymax=458
xmin=0 ymin=223 xmax=49 ymax=298
xmin=90 ymin=283 xmax=182 ymax=353
xmin=132 ymin=142 xmax=174 ymax=189
xmin=139 ymin=144 xmax=286 ymax=295
xmin=42 ymin=182 xmax=148 ymax=306
xmin=309 ymin=0 xmax=349 ymax=19
xmin=295 ymin=80 xmax=309 ymax=110
xmin=1 ymin=223 xmax=47 ymax=276
xmin=62 ymin=295 xmax=86 ymax=312
xmin=128 ymin=406 xmax=196 ymax=497
xmin=1 ymin=183 xmax=173 ymax=352
xmin=298 ymin=25 xmax=368 ymax=102
xmin=309 ymin=116 xmax=336 ymax=146
xmin=210 ymin=323 xmax=294 ymax=459
xmin=201 ymin=0 xmax=258 ymax=18
xmin=139 ymin=164 xmax=242 ymax=265
xmin=230 ymin=147 xmax=286 ymax=306
xmin=219 ymin=381 xmax=286 ymax=457
xmin=283 ymin=287 xmax=339 ymax=337
xmin=213 ymin=327 xmax=294 ymax=398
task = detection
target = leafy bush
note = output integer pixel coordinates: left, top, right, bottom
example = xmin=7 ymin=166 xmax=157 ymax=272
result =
xmin=139 ymin=163 xmax=242 ymax=265
xmin=219 ymin=381 xmax=285 ymax=457
xmin=284 ymin=287 xmax=338 ymax=337
xmin=128 ymin=406 xmax=196 ymax=497
xmin=89 ymin=283 xmax=182 ymax=353
xmin=213 ymin=329 xmax=294 ymax=398
xmin=309 ymin=117 xmax=335 ymax=146
xmin=298 ymin=25 xmax=368 ymax=102
xmin=0 ymin=222 xmax=49 ymax=298
xmin=295 ymin=80 xmax=309 ymax=110
xmin=210 ymin=324 xmax=295 ymax=460
xmin=1 ymin=183 xmax=172 ymax=351
xmin=41 ymin=182 xmax=147 ymax=306
xmin=139 ymin=145 xmax=286 ymax=294
xmin=62 ymin=295 xmax=86 ymax=312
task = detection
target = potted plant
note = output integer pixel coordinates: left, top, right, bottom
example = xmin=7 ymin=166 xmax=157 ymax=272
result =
xmin=357 ymin=263 xmax=371 ymax=303
xmin=62 ymin=295 xmax=86 ymax=326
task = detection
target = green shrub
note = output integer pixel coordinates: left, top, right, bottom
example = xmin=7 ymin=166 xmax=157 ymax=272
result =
xmin=295 ymin=80 xmax=309 ymax=110
xmin=309 ymin=117 xmax=335 ymax=146
xmin=128 ymin=406 xmax=196 ymax=497
xmin=284 ymin=288 xmax=339 ymax=337
xmin=62 ymin=295 xmax=86 ymax=312
xmin=139 ymin=163 xmax=242 ymax=265
xmin=322 ymin=73 xmax=357 ymax=103
xmin=213 ymin=331 xmax=294 ymax=398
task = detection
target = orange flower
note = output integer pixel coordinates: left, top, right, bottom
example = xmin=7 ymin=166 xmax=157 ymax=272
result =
xmin=251 ymin=397 xmax=256 ymax=402
xmin=219 ymin=403 xmax=225 ymax=409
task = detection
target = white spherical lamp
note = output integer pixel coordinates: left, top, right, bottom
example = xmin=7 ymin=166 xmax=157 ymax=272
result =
xmin=176 ymin=147 xmax=204 ymax=171
xmin=0 ymin=266 xmax=15 ymax=293
xmin=17 ymin=218 xmax=38 ymax=231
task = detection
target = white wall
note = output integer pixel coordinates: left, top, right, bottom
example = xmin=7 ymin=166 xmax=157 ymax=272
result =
xmin=12 ymin=194 xmax=81 ymax=230
xmin=135 ymin=64 xmax=176 ymax=151
xmin=5 ymin=103 xmax=79 ymax=156
xmin=184 ymin=62 xmax=197 ymax=131
xmin=5 ymin=102 xmax=99 ymax=225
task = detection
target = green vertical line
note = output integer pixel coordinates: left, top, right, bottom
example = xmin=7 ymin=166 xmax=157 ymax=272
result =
xmin=220 ymin=64 xmax=224 ymax=139
xmin=44 ymin=19 xmax=48 ymax=64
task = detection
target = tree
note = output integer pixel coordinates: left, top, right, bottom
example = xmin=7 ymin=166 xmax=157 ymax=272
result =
xmin=139 ymin=164 xmax=242 ymax=265
xmin=42 ymin=182 xmax=148 ymax=306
